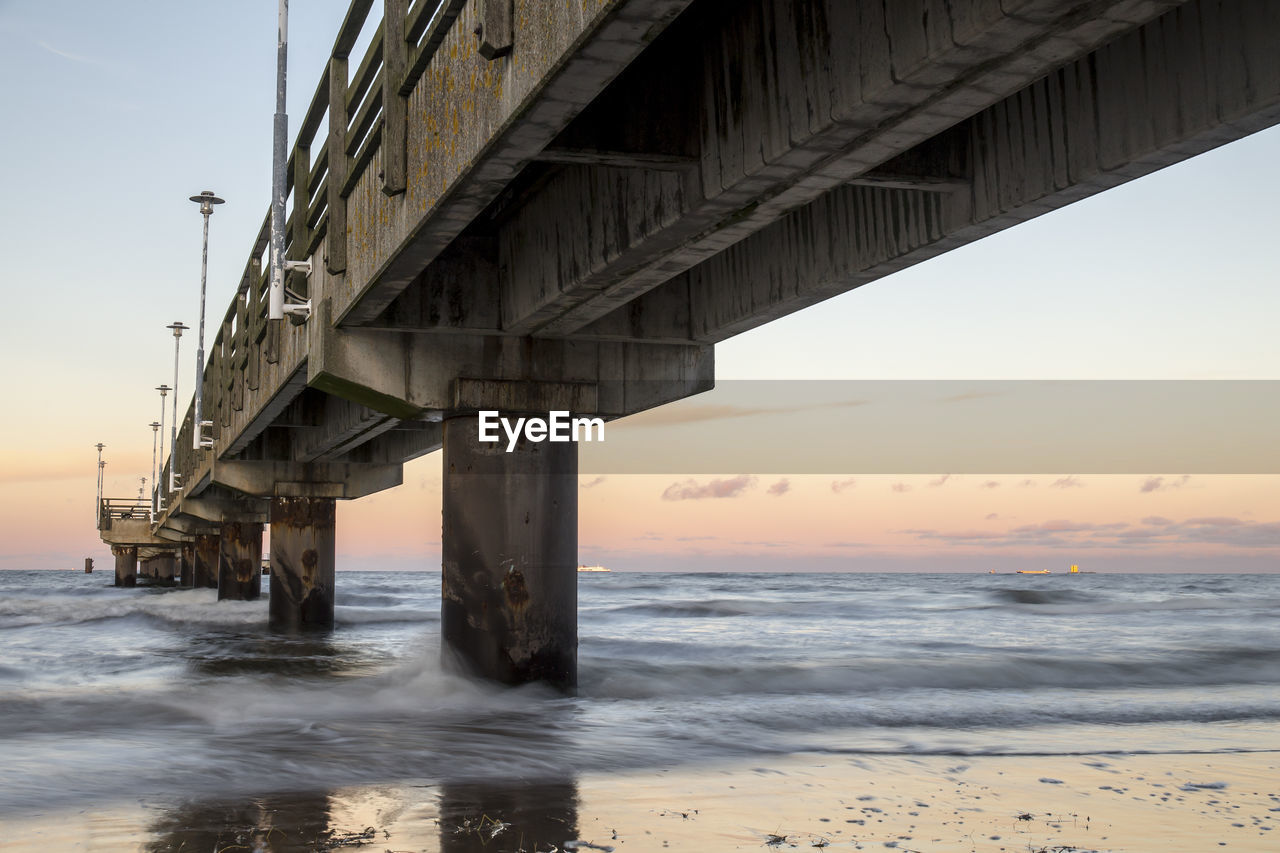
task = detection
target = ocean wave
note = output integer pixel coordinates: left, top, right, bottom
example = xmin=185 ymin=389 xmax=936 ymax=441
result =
xmin=579 ymin=646 xmax=1280 ymax=699
xmin=0 ymin=589 xmax=266 ymax=630
xmin=334 ymin=605 xmax=438 ymax=625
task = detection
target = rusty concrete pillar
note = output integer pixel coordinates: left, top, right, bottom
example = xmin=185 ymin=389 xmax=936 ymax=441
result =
xmin=178 ymin=542 xmax=195 ymax=588
xmin=441 ymin=416 xmax=577 ymax=688
xmin=112 ymin=545 xmax=137 ymax=588
xmin=269 ymin=496 xmax=336 ymax=630
xmin=84 ymin=557 xmax=93 ymax=574
xmin=218 ymin=521 xmax=263 ymax=601
xmin=194 ymin=533 xmax=219 ymax=588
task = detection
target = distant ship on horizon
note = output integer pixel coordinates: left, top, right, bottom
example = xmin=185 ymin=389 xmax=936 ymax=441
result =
xmin=994 ymin=565 xmax=1095 ymax=575
xmin=577 ymin=564 xmax=611 ymax=573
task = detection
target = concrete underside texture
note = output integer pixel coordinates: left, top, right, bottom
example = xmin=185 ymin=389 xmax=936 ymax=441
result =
xmin=112 ymin=545 xmax=137 ymax=588
xmin=194 ymin=533 xmax=219 ymax=589
xmin=441 ymin=417 xmax=578 ymax=688
xmin=218 ymin=522 xmax=263 ymax=601
xmin=269 ymin=497 xmax=337 ymax=630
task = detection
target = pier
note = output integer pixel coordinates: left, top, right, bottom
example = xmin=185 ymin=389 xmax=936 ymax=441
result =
xmin=98 ymin=0 xmax=1280 ymax=685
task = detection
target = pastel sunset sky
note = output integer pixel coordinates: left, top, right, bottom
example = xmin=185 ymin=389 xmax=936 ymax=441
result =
xmin=0 ymin=2 xmax=1276 ymax=571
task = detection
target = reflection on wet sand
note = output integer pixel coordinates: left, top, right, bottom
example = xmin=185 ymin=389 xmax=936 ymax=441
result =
xmin=439 ymin=780 xmax=579 ymax=853
xmin=145 ymin=792 xmax=331 ymax=852
xmin=140 ymin=779 xmax=582 ymax=853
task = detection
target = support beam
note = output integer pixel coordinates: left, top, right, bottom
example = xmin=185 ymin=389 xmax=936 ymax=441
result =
xmin=179 ymin=541 xmax=195 ymax=588
xmin=218 ymin=522 xmax=263 ymax=600
xmin=112 ymin=545 xmax=136 ymax=588
xmin=194 ymin=533 xmax=219 ymax=589
xmin=441 ymin=416 xmax=577 ymax=687
xmin=269 ymin=497 xmax=337 ymax=630
xmin=582 ymin=0 xmax=1280 ymax=345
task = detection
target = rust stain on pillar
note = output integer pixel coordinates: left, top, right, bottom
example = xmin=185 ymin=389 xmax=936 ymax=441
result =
xmin=269 ymin=496 xmax=336 ymax=631
xmin=218 ymin=521 xmax=263 ymax=601
xmin=441 ymin=417 xmax=577 ymax=688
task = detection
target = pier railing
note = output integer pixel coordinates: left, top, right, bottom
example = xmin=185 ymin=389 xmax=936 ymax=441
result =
xmin=156 ymin=0 xmax=466 ymax=520
xmin=100 ymin=498 xmax=152 ymax=525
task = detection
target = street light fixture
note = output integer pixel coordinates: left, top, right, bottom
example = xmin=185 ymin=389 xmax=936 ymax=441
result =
xmin=149 ymin=422 xmax=161 ymax=518
xmin=155 ymin=385 xmax=171 ymax=510
xmin=188 ymin=191 xmax=223 ymax=451
xmin=95 ymin=443 xmax=105 ymax=526
xmin=165 ymin=321 xmax=189 ymax=492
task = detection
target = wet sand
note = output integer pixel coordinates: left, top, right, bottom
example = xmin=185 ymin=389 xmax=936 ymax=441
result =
xmin=4 ymin=750 xmax=1277 ymax=851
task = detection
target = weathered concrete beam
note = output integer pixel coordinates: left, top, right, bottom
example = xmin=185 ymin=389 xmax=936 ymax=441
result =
xmin=269 ymin=497 xmax=337 ymax=630
xmin=530 ymin=148 xmax=699 ymax=171
xmin=310 ymin=301 xmax=714 ymax=418
xmin=581 ymin=0 xmax=1280 ymax=344
xmin=494 ymin=0 xmax=1184 ymax=337
xmin=99 ymin=517 xmax=172 ymax=548
xmin=176 ymin=492 xmax=271 ymax=525
xmin=334 ymin=0 xmax=698 ymax=326
xmin=441 ymin=416 xmax=577 ymax=687
xmin=210 ymin=459 xmax=404 ymax=500
xmin=218 ymin=521 xmax=263 ymax=601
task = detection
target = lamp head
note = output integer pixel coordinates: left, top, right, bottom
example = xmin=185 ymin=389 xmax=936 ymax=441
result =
xmin=167 ymin=321 xmax=189 ymax=338
xmin=189 ymin=190 xmax=225 ymax=216
xmin=156 ymin=384 xmax=172 ymax=397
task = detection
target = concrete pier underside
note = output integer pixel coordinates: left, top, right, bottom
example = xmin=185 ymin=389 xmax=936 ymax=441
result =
xmin=441 ymin=417 xmax=578 ymax=688
xmin=269 ymin=497 xmax=337 ymax=630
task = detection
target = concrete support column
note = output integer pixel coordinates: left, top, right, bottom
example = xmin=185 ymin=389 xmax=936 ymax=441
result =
xmin=112 ymin=545 xmax=137 ymax=588
xmin=179 ymin=542 xmax=195 ymax=588
xmin=269 ymin=496 xmax=337 ymax=630
xmin=441 ymin=416 xmax=578 ymax=687
xmin=218 ymin=521 xmax=263 ymax=601
xmin=194 ymin=534 xmax=219 ymax=589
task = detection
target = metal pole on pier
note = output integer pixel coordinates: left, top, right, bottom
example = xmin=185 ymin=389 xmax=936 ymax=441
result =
xmin=188 ymin=191 xmax=223 ymax=451
xmin=165 ymin=322 xmax=188 ymax=496
xmin=149 ymin=421 xmax=160 ymax=518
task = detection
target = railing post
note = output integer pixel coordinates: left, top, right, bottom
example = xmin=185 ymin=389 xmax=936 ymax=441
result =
xmin=477 ymin=0 xmax=513 ymax=60
xmin=291 ymin=143 xmax=312 ymax=291
xmin=382 ymin=0 xmax=408 ymax=196
xmin=233 ymin=294 xmax=248 ymax=412
xmin=327 ymin=55 xmax=349 ymax=274
xmin=221 ymin=318 xmax=234 ymax=428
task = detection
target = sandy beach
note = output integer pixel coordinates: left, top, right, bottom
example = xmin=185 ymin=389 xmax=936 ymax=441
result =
xmin=5 ymin=750 xmax=1277 ymax=851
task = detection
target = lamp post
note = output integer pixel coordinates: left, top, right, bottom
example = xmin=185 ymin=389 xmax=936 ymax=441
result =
xmin=165 ymin=322 xmax=188 ymax=493
xmin=155 ymin=385 xmax=171 ymax=510
xmin=138 ymin=477 xmax=147 ymax=510
xmin=95 ymin=443 xmax=105 ymax=526
xmin=149 ymin=422 xmax=161 ymax=518
xmin=188 ymin=191 xmax=224 ymax=450
xmin=269 ymin=0 xmax=311 ymax=324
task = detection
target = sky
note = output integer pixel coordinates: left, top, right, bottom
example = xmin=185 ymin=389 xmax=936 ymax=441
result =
xmin=0 ymin=2 xmax=1276 ymax=572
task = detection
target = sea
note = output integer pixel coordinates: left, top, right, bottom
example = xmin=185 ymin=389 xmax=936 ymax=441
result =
xmin=1 ymin=570 xmax=1278 ymax=846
